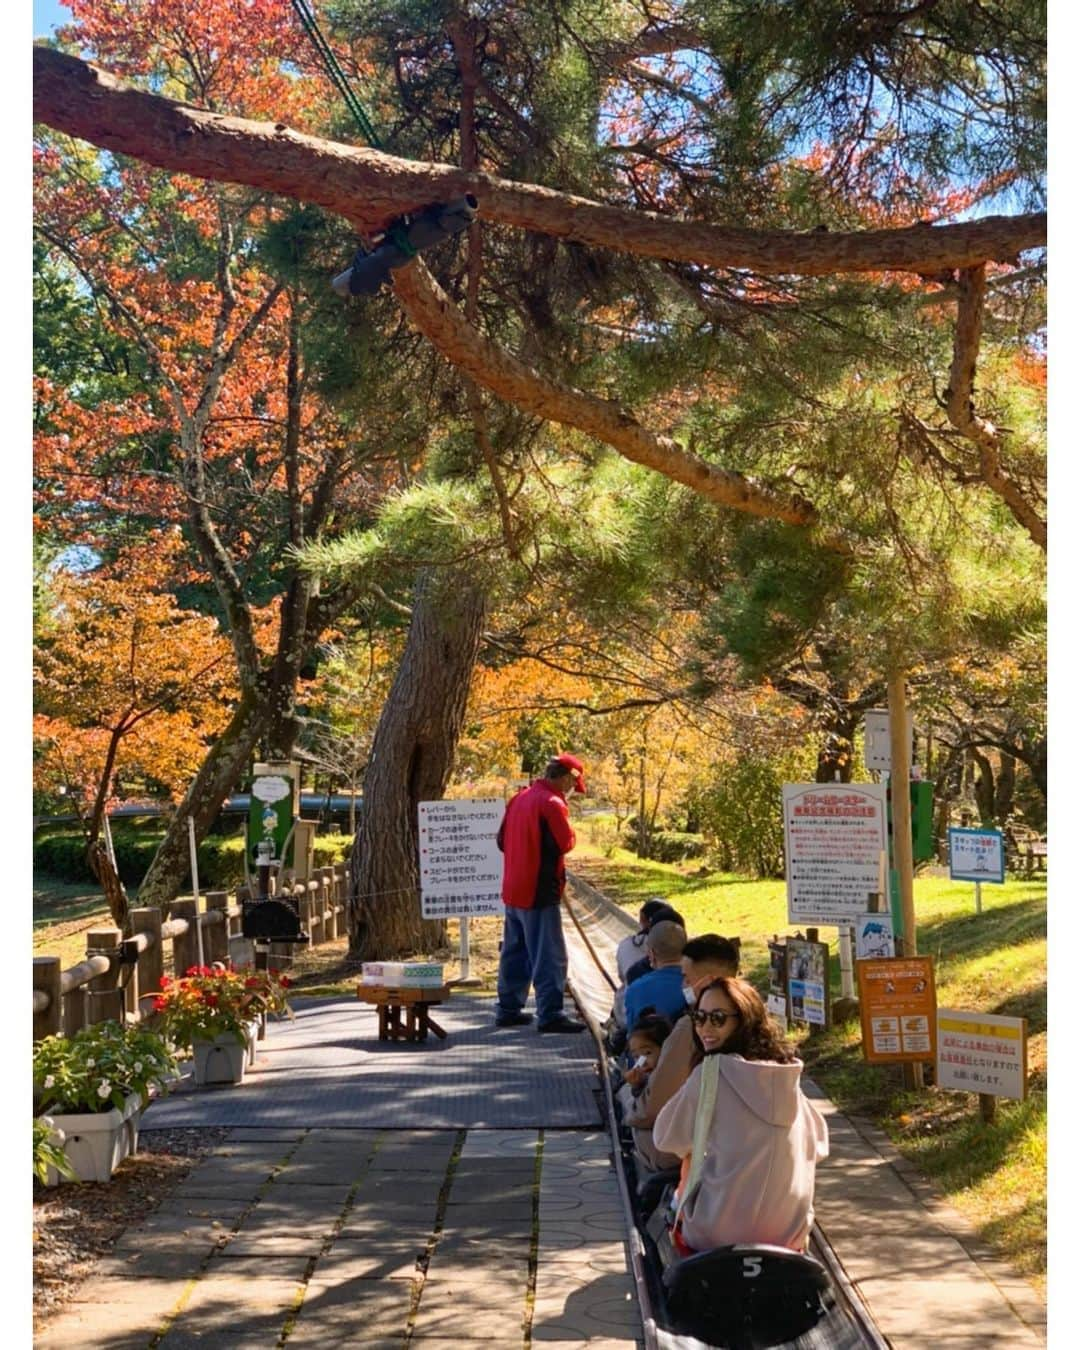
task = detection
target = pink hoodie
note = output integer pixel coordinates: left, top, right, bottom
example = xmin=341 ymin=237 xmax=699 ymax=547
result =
xmin=652 ymin=1053 xmax=829 ymax=1252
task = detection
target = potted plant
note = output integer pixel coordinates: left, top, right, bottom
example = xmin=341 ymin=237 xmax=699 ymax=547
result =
xmin=33 ymin=1021 xmax=179 ymax=1184
xmin=154 ymin=963 xmax=292 ymax=1086
xmin=33 ymin=1116 xmax=76 ymax=1185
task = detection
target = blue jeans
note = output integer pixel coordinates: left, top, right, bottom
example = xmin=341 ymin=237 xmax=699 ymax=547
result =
xmin=496 ymin=903 xmax=568 ymax=1025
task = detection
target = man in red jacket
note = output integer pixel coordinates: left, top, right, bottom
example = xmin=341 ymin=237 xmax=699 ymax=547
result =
xmin=494 ymin=753 xmax=588 ymax=1033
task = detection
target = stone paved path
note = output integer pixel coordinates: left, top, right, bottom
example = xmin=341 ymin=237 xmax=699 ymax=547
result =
xmin=35 ymin=1127 xmax=644 ymax=1349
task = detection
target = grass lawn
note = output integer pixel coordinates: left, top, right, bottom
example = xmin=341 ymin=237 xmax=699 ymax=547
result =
xmin=572 ymin=831 xmax=1047 ymax=1292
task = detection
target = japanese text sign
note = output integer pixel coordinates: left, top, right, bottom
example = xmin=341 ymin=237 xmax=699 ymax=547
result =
xmin=783 ymin=783 xmax=887 ymax=925
xmin=857 ymin=956 xmax=936 ymax=1063
xmin=786 ymin=937 xmax=830 ymax=1028
xmin=418 ymin=799 xmax=505 ymax=919
xmin=947 ymin=828 xmax=1005 ymax=884
xmin=936 ymin=1009 xmax=1027 ymax=1101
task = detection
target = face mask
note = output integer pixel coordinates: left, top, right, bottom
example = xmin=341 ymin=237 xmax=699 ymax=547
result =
xmin=683 ymin=986 xmax=697 ymax=1007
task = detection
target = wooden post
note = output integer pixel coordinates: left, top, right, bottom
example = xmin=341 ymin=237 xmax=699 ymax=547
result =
xmin=888 ymin=668 xmax=923 ymax=1091
xmin=299 ymin=890 xmax=315 ymax=948
xmin=33 ymin=956 xmax=62 ymax=1040
xmin=172 ymin=898 xmax=201 ymax=978
xmin=131 ymin=906 xmax=164 ymax=1018
xmin=318 ymin=870 xmax=333 ymax=942
xmin=204 ymin=892 xmax=230 ymax=964
xmin=86 ymin=926 xmax=123 ymax=1025
xmin=979 ymin=1093 xmax=997 ymax=1124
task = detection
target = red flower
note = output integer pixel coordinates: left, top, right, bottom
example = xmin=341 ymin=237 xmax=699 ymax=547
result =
xmin=159 ymin=975 xmax=171 ymax=989
xmin=205 ymin=993 xmax=218 ymax=1007
xmin=279 ymin=976 xmax=292 ymax=989
xmin=152 ymin=997 xmax=166 ymax=1012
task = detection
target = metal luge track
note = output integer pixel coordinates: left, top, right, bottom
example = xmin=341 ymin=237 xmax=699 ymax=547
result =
xmin=562 ymin=875 xmax=888 ymax=1350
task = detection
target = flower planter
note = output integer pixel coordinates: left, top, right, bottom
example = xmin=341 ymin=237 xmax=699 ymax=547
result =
xmin=45 ymin=1091 xmax=142 ymax=1186
xmin=191 ymin=1031 xmax=248 ymax=1086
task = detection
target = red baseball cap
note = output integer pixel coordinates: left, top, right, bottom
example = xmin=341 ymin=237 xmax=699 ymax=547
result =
xmin=555 ymin=752 xmax=587 ymax=794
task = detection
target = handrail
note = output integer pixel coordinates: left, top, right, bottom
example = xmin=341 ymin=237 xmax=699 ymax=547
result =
xmin=35 ymin=868 xmax=346 ymax=1037
xmin=59 ymin=954 xmax=111 ymax=994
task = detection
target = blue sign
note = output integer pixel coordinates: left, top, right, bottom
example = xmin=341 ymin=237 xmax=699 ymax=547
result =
xmin=947 ymin=827 xmax=1005 ymax=884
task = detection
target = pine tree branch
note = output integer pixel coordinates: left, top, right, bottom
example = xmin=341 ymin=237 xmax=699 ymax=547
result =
xmin=945 ymin=265 xmax=1047 ymax=550
xmin=33 ymin=47 xmax=1045 ymax=277
xmin=390 ymin=258 xmax=828 ymax=533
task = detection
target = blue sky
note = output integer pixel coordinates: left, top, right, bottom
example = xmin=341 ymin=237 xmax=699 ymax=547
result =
xmin=34 ymin=0 xmax=70 ymax=39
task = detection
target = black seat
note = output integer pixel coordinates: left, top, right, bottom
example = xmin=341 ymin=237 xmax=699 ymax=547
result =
xmin=636 ymin=1166 xmax=681 ymax=1219
xmin=662 ymin=1243 xmax=831 ymax=1349
xmin=241 ymin=897 xmax=309 ymax=942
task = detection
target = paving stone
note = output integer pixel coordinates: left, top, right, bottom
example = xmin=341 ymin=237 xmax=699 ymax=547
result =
xmin=411 ymin=1299 xmax=527 ymax=1340
xmin=94 ymin=1248 xmax=211 ymax=1281
xmin=537 ymin=1214 xmax=628 ymax=1245
xmin=536 ymin=1243 xmax=631 ymax=1273
xmin=457 ymin=1130 xmax=537 ymax=1157
xmin=33 ymin=1309 xmax=158 ymax=1350
xmin=113 ymin=1214 xmax=234 ymax=1254
xmin=201 ymin=1253 xmax=310 ymax=1283
xmin=254 ymin=1179 xmax=353 ymax=1208
xmin=367 ymin=1150 xmax=456 ymax=1173
xmin=444 ymin=1178 xmax=535 ymax=1205
xmin=219 ymin=1229 xmax=327 ymax=1257
xmin=853 ymin=1271 xmax=1037 ymax=1338
xmin=312 ymin=1241 xmax=426 ymax=1280
xmin=352 ymin=1174 xmax=445 ymax=1204
xmin=63 ymin=1275 xmax=193 ymax=1313
xmin=535 ymin=1267 xmax=635 ymax=1298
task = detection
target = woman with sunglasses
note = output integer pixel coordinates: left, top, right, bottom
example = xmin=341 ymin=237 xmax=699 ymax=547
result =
xmin=652 ymin=976 xmax=829 ymax=1255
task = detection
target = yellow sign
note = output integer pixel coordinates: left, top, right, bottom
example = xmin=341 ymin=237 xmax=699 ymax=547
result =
xmin=936 ymin=1007 xmax=1028 ymax=1100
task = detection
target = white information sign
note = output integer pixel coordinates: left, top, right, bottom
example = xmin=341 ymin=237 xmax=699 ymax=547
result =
xmin=783 ymin=783 xmax=888 ymax=925
xmin=947 ymin=828 xmax=1005 ymax=883
xmin=863 ymin=708 xmax=915 ymax=771
xmin=936 ymin=1008 xmax=1028 ymax=1100
xmin=855 ymin=913 xmax=896 ymax=959
xmin=418 ymin=799 xmax=505 ymax=919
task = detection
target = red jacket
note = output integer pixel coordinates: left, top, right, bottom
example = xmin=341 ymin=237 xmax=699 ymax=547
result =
xmin=497 ymin=779 xmax=576 ymax=909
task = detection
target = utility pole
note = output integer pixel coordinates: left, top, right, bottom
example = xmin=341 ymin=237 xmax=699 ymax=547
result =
xmin=888 ymin=667 xmax=923 ymax=1091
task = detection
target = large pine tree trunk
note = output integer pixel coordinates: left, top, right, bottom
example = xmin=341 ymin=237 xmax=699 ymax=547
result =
xmin=348 ymin=571 xmax=487 ymax=959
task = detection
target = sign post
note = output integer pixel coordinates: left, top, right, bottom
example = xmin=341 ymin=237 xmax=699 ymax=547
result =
xmin=856 ymin=955 xmax=936 ymax=1064
xmin=417 ymin=799 xmax=505 ymax=987
xmin=947 ymin=827 xmax=1005 ymax=914
xmin=782 ymin=782 xmax=888 ymax=928
xmin=936 ymin=1008 xmax=1028 ymax=1123
xmin=786 ymin=934 xmax=831 ymax=1030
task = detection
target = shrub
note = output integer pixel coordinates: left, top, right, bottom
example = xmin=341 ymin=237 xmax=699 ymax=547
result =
xmin=33 ymin=828 xmax=353 ymax=889
xmin=641 ymin=830 xmax=707 ymax=862
xmin=34 ymin=1021 xmax=179 ymax=1116
xmin=154 ymin=964 xmax=293 ymax=1050
xmin=33 ymin=1116 xmax=76 ymax=1184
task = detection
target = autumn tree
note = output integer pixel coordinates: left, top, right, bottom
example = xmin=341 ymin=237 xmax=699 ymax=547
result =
xmin=33 ymin=0 xmax=1045 ymax=939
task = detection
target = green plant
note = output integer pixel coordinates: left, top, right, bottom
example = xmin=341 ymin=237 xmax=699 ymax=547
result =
xmin=33 ymin=1115 xmax=76 ymax=1183
xmin=153 ymin=963 xmax=293 ymax=1050
xmin=33 ymin=1020 xmax=179 ymax=1116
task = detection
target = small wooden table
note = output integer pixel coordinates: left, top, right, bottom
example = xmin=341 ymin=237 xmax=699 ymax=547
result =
xmin=356 ymin=984 xmax=451 ymax=1043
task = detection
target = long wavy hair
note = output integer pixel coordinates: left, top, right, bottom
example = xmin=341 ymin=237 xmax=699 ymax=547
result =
xmin=689 ymin=976 xmax=797 ymax=1066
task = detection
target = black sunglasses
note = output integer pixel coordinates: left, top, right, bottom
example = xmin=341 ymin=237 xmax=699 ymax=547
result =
xmin=690 ymin=1009 xmax=740 ymax=1028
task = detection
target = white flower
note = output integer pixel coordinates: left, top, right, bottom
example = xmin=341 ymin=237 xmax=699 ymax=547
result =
xmin=133 ymin=1061 xmax=143 ymax=1074
xmin=43 ymin=1075 xmax=55 ymax=1090
xmin=97 ymin=1081 xmax=112 ymax=1099
xmin=85 ymin=1058 xmax=95 ymax=1068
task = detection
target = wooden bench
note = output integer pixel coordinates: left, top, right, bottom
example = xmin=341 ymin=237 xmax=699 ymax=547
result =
xmin=356 ymin=984 xmax=451 ymax=1043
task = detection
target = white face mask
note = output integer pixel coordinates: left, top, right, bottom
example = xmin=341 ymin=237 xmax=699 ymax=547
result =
xmin=683 ymin=985 xmax=697 ymax=1007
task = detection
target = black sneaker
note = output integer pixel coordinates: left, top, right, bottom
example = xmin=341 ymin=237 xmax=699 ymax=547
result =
xmin=538 ymin=1015 xmax=587 ymax=1034
xmin=494 ymin=1011 xmax=533 ymax=1027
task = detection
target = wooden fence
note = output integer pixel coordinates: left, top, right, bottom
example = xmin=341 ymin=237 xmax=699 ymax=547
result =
xmin=33 ymin=864 xmax=349 ymax=1042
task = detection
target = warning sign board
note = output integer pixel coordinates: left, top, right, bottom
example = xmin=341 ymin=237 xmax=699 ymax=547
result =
xmin=783 ymin=783 xmax=887 ymax=926
xmin=856 ymin=956 xmax=936 ymax=1063
xmin=417 ymin=799 xmax=505 ymax=919
xmin=936 ymin=1009 xmax=1028 ymax=1101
